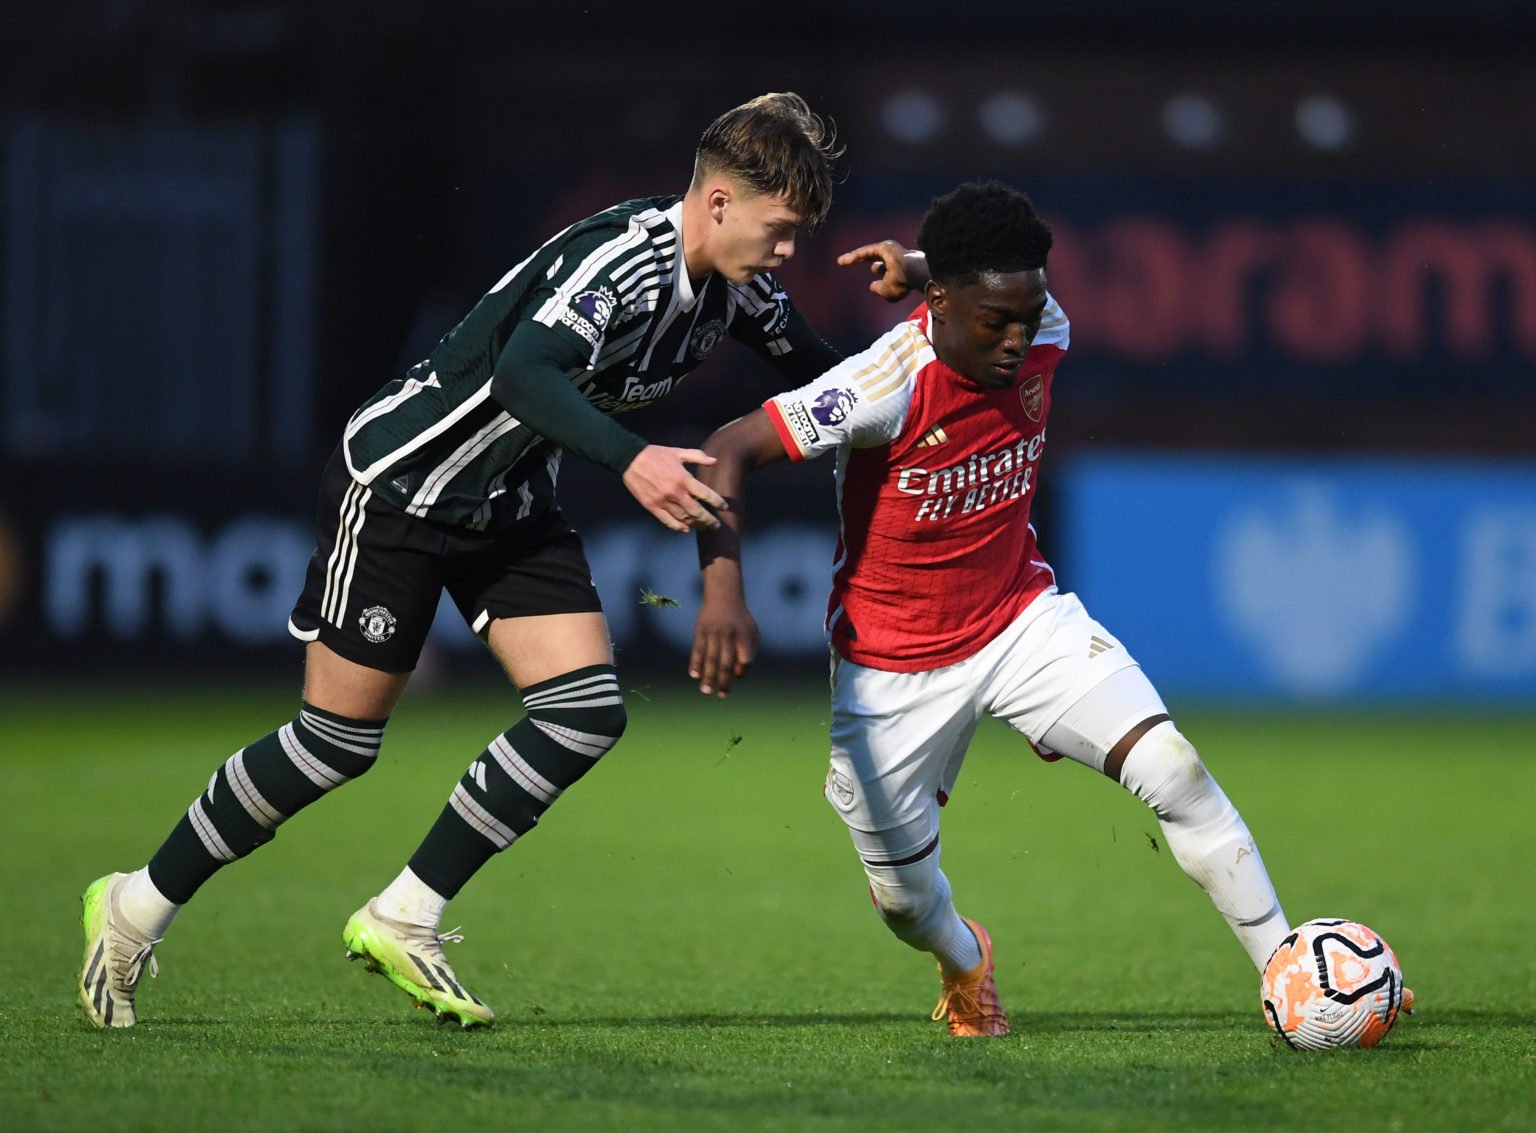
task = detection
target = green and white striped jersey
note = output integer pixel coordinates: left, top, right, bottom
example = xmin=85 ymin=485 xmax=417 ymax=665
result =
xmin=342 ymin=195 xmax=835 ymax=530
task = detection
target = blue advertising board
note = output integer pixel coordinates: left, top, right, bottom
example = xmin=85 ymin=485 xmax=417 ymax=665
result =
xmin=1058 ymin=454 xmax=1536 ymax=703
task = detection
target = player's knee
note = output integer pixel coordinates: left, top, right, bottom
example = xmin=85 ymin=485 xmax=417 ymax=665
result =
xmin=587 ymin=698 xmax=628 ymax=742
xmin=868 ymin=881 xmax=920 ymax=925
xmin=865 ymin=860 xmax=942 ymax=927
xmin=1119 ymin=722 xmax=1219 ymax=821
xmin=256 ymin=706 xmax=386 ymax=800
xmin=519 ymin=666 xmax=628 ymax=760
xmin=300 ymin=716 xmax=387 ymax=780
xmin=526 ymin=696 xmax=627 ymax=742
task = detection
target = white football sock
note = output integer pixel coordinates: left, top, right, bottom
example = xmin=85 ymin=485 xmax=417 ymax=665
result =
xmin=930 ymin=907 xmax=986 ymax=975
xmin=119 ymin=868 xmax=182 ymax=939
xmin=377 ymin=866 xmax=448 ymax=929
xmin=865 ymin=855 xmax=983 ymax=974
xmin=1120 ymin=722 xmax=1289 ymax=970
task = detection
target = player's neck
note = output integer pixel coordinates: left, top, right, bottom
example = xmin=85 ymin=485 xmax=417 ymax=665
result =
xmin=678 ymin=189 xmax=716 ymax=287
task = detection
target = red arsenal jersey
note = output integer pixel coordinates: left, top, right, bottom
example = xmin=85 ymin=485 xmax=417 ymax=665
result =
xmin=764 ymin=297 xmax=1069 ymax=672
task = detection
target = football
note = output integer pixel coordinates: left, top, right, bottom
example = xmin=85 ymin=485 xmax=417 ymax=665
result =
xmin=1260 ymin=918 xmax=1406 ymax=1049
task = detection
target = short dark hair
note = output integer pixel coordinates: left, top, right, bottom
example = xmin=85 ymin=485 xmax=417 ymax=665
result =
xmin=916 ymin=180 xmax=1053 ymax=286
xmin=693 ymin=92 xmax=842 ymax=230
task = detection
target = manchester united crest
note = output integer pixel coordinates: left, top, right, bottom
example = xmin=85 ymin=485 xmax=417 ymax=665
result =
xmin=359 ymin=605 xmax=397 ymax=644
xmin=689 ymin=318 xmax=727 ymax=360
xmin=1019 ymin=372 xmax=1044 ymax=422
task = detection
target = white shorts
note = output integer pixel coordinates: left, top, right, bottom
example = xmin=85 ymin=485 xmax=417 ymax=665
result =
xmin=824 ymin=587 xmax=1167 ymax=844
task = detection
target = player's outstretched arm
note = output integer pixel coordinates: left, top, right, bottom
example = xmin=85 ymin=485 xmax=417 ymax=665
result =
xmin=622 ymin=446 xmax=725 ymax=534
xmin=691 ymin=411 xmax=789 ymax=697
xmin=836 ymin=240 xmax=930 ymax=302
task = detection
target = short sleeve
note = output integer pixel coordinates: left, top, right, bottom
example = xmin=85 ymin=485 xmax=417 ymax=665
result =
xmin=762 ymin=321 xmax=931 ymax=461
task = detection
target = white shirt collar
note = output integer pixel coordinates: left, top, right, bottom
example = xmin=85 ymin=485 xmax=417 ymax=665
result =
xmin=665 ymin=199 xmax=701 ymax=311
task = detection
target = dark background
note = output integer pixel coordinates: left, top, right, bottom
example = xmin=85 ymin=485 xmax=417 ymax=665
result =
xmin=3 ymin=0 xmax=1532 ymax=680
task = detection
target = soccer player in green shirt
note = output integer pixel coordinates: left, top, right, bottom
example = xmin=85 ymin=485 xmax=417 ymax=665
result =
xmin=78 ymin=92 xmax=910 ymax=1029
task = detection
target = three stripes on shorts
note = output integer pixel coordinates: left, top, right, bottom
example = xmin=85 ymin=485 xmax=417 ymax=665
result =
xmin=322 ymin=480 xmax=371 ymax=628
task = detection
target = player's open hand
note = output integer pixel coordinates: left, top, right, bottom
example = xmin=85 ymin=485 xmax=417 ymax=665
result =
xmin=690 ymin=594 xmax=759 ymax=698
xmin=622 ymin=445 xmax=726 ymax=533
xmin=837 ymin=239 xmax=919 ymax=302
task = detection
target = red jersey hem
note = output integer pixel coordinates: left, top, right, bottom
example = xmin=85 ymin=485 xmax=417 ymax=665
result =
xmin=830 ymin=579 xmax=1052 ymax=673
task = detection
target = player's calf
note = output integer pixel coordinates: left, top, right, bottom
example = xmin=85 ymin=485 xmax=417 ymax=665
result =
xmin=865 ymin=846 xmax=964 ymax=954
xmin=346 ymin=666 xmax=627 ymax=1023
xmin=148 ymin=704 xmax=388 ymax=905
xmin=1117 ymin=720 xmax=1288 ymax=970
xmin=404 ymin=665 xmax=627 ymax=901
xmin=77 ymin=706 xmax=387 ymax=1028
xmin=854 ymin=822 xmax=1006 ymax=1033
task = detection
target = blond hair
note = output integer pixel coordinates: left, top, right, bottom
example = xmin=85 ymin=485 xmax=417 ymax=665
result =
xmin=693 ymin=92 xmax=842 ymax=229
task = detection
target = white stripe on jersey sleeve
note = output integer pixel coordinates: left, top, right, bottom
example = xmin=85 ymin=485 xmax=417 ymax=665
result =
xmin=530 ymin=209 xmax=671 ymax=349
xmin=1034 ymin=292 xmax=1070 ymax=350
xmin=767 ymin=321 xmax=931 ymax=460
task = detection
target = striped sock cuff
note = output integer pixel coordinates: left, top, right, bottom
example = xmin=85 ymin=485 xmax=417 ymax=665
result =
xmin=406 ymin=667 xmax=627 ymax=899
xmin=148 ymin=706 xmax=388 ymax=903
xmin=520 ymin=664 xmax=624 ymax=712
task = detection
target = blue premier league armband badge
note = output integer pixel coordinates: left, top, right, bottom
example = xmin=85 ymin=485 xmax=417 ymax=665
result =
xmin=574 ymin=287 xmax=616 ymax=328
xmin=561 ymin=287 xmax=618 ymax=348
xmin=812 ymin=387 xmax=857 ymax=426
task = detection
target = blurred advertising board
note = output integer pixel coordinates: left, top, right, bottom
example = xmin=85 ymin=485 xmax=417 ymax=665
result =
xmin=0 ymin=465 xmax=839 ymax=677
xmin=1058 ymin=453 xmax=1536 ymax=703
xmin=8 ymin=456 xmax=1535 ymax=706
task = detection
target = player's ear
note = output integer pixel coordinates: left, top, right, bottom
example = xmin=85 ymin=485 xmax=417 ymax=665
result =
xmin=707 ymin=186 xmax=730 ymax=224
xmin=925 ymin=279 xmax=948 ymax=322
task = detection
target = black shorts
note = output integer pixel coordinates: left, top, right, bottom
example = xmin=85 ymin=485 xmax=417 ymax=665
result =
xmin=288 ymin=446 xmax=602 ymax=672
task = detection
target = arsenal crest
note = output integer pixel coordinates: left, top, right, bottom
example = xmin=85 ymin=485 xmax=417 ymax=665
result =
xmin=1019 ymin=373 xmax=1044 ymax=422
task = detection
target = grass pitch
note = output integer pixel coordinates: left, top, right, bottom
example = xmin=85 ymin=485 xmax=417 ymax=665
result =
xmin=2 ymin=677 xmax=1532 ymax=1132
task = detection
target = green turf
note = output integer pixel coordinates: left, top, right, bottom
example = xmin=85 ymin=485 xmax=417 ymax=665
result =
xmin=2 ymin=678 xmax=1532 ymax=1132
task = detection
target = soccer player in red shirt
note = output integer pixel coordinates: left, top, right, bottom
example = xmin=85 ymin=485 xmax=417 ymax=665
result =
xmin=690 ymin=181 xmax=1291 ymax=1036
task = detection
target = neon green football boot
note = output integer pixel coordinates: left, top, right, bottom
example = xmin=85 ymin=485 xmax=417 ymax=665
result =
xmin=78 ymin=873 xmax=161 ymax=1029
xmin=342 ymin=899 xmax=493 ymax=1028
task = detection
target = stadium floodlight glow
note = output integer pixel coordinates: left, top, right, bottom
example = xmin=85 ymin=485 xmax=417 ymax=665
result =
xmin=977 ymin=91 xmax=1046 ymax=146
xmin=1295 ymin=95 xmax=1355 ymax=151
xmin=1161 ymin=93 xmax=1224 ymax=150
xmin=881 ymin=89 xmax=946 ymax=145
